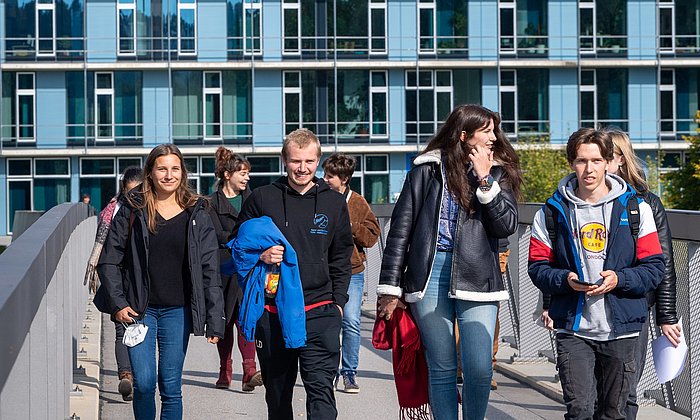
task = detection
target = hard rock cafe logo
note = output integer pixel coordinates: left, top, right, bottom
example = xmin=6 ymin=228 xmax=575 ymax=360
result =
xmin=579 ymin=222 xmax=607 ymax=253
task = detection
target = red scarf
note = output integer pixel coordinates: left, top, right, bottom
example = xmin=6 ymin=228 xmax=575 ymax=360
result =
xmin=372 ymin=306 xmax=431 ymax=420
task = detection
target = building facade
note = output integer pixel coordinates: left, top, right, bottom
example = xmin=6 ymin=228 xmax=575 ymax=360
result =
xmin=0 ymin=0 xmax=698 ymax=235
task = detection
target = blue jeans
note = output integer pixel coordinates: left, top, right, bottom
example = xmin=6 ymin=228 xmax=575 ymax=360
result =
xmin=128 ymin=305 xmax=192 ymax=420
xmin=340 ymin=272 xmax=364 ymax=376
xmin=411 ymin=251 xmax=498 ymax=420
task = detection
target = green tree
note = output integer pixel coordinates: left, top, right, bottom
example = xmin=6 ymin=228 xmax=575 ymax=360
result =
xmin=516 ymin=137 xmax=570 ymax=203
xmin=663 ymin=114 xmax=700 ymax=209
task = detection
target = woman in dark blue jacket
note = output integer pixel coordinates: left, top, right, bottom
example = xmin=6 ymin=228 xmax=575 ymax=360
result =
xmin=377 ymin=104 xmax=522 ymax=420
xmin=97 ymin=144 xmax=225 ymax=420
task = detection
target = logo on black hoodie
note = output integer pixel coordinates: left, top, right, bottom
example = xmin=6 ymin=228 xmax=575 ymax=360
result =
xmin=311 ymin=213 xmax=329 ymax=235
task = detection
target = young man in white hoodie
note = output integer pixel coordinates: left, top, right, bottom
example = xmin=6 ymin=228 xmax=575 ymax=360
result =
xmin=528 ymin=128 xmax=665 ymax=420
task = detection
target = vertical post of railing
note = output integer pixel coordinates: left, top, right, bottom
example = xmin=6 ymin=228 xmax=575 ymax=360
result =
xmin=511 ymin=223 xmax=549 ymax=363
xmin=687 ymin=243 xmax=700 ymax=418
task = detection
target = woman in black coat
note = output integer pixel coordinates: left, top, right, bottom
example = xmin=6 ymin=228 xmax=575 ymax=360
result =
xmin=209 ymin=146 xmax=262 ymax=392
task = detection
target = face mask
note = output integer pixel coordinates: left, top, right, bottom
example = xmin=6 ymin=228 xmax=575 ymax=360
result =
xmin=122 ymin=319 xmax=149 ymax=347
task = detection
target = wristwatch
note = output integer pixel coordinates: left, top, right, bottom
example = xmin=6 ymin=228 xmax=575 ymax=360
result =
xmin=479 ymin=174 xmax=494 ymax=192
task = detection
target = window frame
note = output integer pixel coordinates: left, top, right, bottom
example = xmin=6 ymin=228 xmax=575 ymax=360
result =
xmin=418 ymin=0 xmax=437 ymax=55
xmin=499 ymin=0 xmax=516 ymax=55
xmin=283 ymin=71 xmax=303 ymax=134
xmin=117 ymin=0 xmax=137 ymax=56
xmin=95 ymin=72 xmax=115 ymax=141
xmin=203 ymin=71 xmax=223 ymax=140
xmin=6 ymin=158 xmax=34 ymax=234
xmin=36 ymin=0 xmax=56 ymax=57
xmin=499 ymin=70 xmax=517 ymax=138
xmin=405 ymin=69 xmax=455 ymax=141
xmin=659 ymin=68 xmax=676 ymax=138
xmin=178 ymin=0 xmax=198 ymax=56
xmin=243 ymin=0 xmax=263 ymax=56
xmin=369 ymin=70 xmax=388 ymax=138
xmin=369 ymin=0 xmax=387 ymax=55
xmin=282 ymin=0 xmax=301 ymax=55
xmin=579 ymin=0 xmax=596 ymax=54
xmin=15 ymin=72 xmax=36 ymax=143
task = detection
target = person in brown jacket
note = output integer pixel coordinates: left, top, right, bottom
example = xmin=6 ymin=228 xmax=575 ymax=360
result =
xmin=323 ymin=153 xmax=381 ymax=393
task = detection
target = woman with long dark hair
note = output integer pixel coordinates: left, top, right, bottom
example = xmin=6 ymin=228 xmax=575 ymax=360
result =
xmin=377 ymin=104 xmax=522 ymax=420
xmin=209 ymin=146 xmax=263 ymax=392
xmin=97 ymin=144 xmax=224 ymax=420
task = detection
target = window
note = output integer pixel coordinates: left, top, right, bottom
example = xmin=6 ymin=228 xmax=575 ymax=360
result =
xmin=178 ymin=0 xmax=197 ymax=55
xmin=246 ymin=156 xmax=282 ymax=190
xmin=500 ymin=69 xmax=549 ymax=139
xmin=243 ymin=0 xmax=262 ymax=55
xmin=95 ymin=73 xmax=114 ymax=140
xmin=659 ymin=1 xmax=674 ymax=53
xmin=675 ymin=0 xmax=700 ymax=53
xmin=185 ymin=156 xmax=216 ymax=194
xmin=500 ymin=0 xmax=548 ymax=56
xmin=334 ymin=70 xmax=370 ymax=140
xmin=118 ymin=0 xmax=136 ymax=55
xmin=16 ymin=73 xmax=35 ymax=142
xmin=36 ymin=0 xmax=56 ymax=56
xmin=283 ymin=0 xmax=301 ymax=54
xmin=369 ymin=0 xmax=387 ymax=54
xmin=204 ymin=72 xmax=222 ymax=139
xmin=370 ymin=71 xmax=388 ymax=137
xmin=418 ymin=0 xmax=436 ymax=53
xmin=362 ymin=154 xmax=389 ymax=204
xmin=173 ymin=71 xmax=252 ymax=143
xmin=406 ymin=69 xmax=481 ymax=143
xmin=580 ymin=0 xmax=626 ymax=55
xmin=80 ymin=158 xmax=116 ymax=211
xmin=284 ymin=71 xmax=303 ymax=133
xmin=579 ymin=69 xmax=628 ymax=130
xmin=660 ymin=69 xmax=676 ymax=136
xmin=670 ymin=68 xmax=700 ymax=136
xmin=6 ymin=158 xmax=70 ymax=233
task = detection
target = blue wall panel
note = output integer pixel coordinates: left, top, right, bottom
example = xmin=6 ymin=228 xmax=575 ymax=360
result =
xmin=388 ymin=0 xmax=416 ymax=60
xmin=198 ymin=0 xmax=227 ymax=62
xmin=468 ymin=0 xmax=498 ymax=61
xmin=481 ymin=68 xmax=498 ymax=111
xmin=252 ymin=70 xmax=283 ymax=146
xmin=628 ymin=0 xmax=656 ymax=60
xmin=628 ymin=68 xmax=657 ymax=142
xmin=389 ymin=153 xmax=408 ymax=203
xmin=549 ymin=69 xmax=579 ymax=143
xmin=548 ymin=0 xmax=577 ymax=60
xmin=70 ymin=157 xmax=80 ymax=203
xmin=263 ymin=1 xmax=282 ymax=61
xmin=388 ymin=69 xmax=405 ymax=145
xmin=36 ymin=72 xmax=66 ymax=149
xmin=86 ymin=0 xmax=117 ymax=62
xmin=142 ymin=71 xmax=171 ymax=147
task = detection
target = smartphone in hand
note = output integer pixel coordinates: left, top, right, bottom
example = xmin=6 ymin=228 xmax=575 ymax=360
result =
xmin=571 ymin=277 xmax=603 ymax=287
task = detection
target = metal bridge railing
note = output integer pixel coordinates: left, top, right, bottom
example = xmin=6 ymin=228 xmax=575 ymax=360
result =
xmin=365 ymin=203 xmax=700 ymax=418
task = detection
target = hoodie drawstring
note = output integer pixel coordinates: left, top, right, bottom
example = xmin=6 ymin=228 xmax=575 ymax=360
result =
xmin=283 ymin=187 xmax=289 ymax=227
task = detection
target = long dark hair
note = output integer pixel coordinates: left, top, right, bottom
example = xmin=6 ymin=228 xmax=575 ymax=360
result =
xmin=422 ymin=104 xmax=522 ymax=210
xmin=129 ymin=144 xmax=199 ymax=234
xmin=118 ymin=166 xmax=143 ymax=198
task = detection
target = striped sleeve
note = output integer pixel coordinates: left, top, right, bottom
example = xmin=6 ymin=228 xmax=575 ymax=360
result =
xmin=529 ymin=208 xmax=554 ymax=263
xmin=636 ymin=200 xmax=663 ymax=260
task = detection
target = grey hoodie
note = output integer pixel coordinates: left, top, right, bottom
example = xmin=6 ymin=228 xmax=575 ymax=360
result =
xmin=559 ymin=173 xmax=637 ymax=340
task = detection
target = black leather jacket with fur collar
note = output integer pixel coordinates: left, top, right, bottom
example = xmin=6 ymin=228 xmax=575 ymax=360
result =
xmin=377 ymin=150 xmax=518 ymax=303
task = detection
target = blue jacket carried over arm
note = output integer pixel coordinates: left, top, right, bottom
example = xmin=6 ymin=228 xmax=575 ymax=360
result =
xmin=227 ymin=216 xmax=306 ymax=348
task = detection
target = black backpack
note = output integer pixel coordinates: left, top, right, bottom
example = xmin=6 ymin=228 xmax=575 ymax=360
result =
xmin=543 ymin=197 xmax=641 ymax=254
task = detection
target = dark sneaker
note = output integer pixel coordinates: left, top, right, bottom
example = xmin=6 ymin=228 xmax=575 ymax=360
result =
xmin=341 ymin=373 xmax=360 ymax=394
xmin=118 ymin=371 xmax=134 ymax=401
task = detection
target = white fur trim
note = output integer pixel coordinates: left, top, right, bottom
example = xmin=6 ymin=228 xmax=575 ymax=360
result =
xmin=376 ymin=284 xmax=403 ymax=297
xmin=475 ymin=180 xmax=501 ymax=204
xmin=413 ymin=150 xmax=442 ymax=165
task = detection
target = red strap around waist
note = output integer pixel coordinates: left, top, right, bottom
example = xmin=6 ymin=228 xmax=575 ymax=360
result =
xmin=264 ymin=300 xmax=333 ymax=314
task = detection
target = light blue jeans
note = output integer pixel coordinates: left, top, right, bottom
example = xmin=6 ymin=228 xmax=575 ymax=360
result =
xmin=128 ymin=305 xmax=192 ymax=420
xmin=411 ymin=251 xmax=498 ymax=420
xmin=340 ymin=272 xmax=365 ymax=376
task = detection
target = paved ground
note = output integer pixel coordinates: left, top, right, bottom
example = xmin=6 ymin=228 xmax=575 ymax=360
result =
xmin=100 ymin=313 xmax=567 ymax=419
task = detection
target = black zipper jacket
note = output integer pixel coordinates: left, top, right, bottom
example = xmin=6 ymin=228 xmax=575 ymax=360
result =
xmin=96 ymin=192 xmax=225 ymax=338
xmin=237 ymin=176 xmax=354 ymax=307
xmin=377 ymin=150 xmax=518 ymax=302
xmin=642 ymin=191 xmax=679 ymax=325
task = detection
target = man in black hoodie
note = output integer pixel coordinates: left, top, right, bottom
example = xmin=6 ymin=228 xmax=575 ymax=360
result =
xmin=237 ymin=128 xmax=353 ymax=420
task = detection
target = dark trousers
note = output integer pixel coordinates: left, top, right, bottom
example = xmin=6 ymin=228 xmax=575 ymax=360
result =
xmin=556 ymin=333 xmax=638 ymax=420
xmin=114 ymin=321 xmax=132 ymax=374
xmin=626 ymin=318 xmax=650 ymax=420
xmin=255 ymin=303 xmax=342 ymax=420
